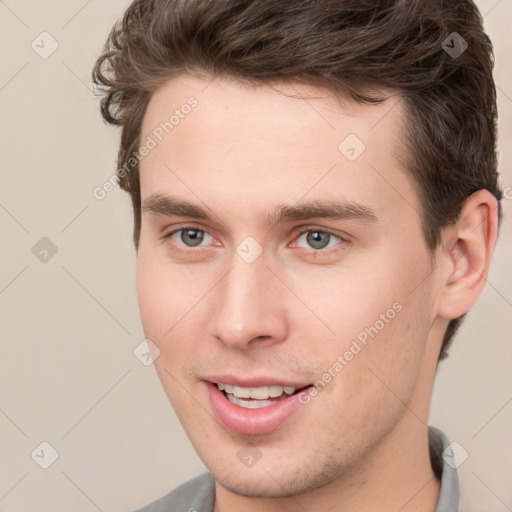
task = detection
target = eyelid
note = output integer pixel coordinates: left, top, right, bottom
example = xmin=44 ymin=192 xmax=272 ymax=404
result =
xmin=292 ymin=225 xmax=347 ymax=240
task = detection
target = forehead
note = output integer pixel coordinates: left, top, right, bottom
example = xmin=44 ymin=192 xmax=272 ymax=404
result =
xmin=138 ymin=74 xmax=417 ymax=224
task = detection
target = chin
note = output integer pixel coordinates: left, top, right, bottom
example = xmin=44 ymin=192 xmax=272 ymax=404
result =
xmin=218 ymin=473 xmax=306 ymax=499
xmin=206 ymin=454 xmax=342 ymax=499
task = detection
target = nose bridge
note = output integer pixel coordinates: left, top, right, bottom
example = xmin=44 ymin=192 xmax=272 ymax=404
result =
xmin=210 ymin=247 xmax=286 ymax=348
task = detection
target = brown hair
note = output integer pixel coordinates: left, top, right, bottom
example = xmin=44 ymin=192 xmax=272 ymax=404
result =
xmin=92 ymin=0 xmax=502 ymax=362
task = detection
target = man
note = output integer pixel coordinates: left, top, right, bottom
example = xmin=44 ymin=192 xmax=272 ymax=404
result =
xmin=93 ymin=0 xmax=502 ymax=510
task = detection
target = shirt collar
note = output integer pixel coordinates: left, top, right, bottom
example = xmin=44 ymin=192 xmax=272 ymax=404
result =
xmin=429 ymin=425 xmax=460 ymax=511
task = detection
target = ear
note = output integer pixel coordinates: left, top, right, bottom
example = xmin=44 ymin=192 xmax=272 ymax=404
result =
xmin=437 ymin=189 xmax=499 ymax=320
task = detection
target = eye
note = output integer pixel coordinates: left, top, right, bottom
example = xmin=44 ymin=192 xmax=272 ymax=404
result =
xmin=165 ymin=226 xmax=216 ymax=248
xmin=293 ymin=228 xmax=344 ymax=251
xmin=164 ymin=225 xmax=346 ymax=254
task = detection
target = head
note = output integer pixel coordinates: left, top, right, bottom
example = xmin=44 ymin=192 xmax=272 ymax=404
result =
xmin=93 ymin=0 xmax=501 ymax=501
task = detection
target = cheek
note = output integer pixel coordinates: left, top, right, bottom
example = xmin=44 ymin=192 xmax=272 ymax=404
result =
xmin=136 ymin=252 xmax=163 ymax=333
xmin=136 ymin=245 xmax=190 ymax=330
xmin=136 ymin=253 xmax=198 ymax=408
xmin=312 ymin=253 xmax=433 ymax=402
xmin=290 ymin=264 xmax=404 ymax=349
xmin=136 ymin=248 xmax=185 ymax=353
xmin=136 ymin=248 xmax=214 ymax=367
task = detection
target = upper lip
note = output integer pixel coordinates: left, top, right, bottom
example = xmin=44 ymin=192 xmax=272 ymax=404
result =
xmin=204 ymin=375 xmax=312 ymax=388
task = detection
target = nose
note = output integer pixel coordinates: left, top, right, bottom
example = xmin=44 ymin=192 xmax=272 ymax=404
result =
xmin=209 ymin=251 xmax=288 ymax=350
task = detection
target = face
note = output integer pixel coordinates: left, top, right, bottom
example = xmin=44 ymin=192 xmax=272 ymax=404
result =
xmin=136 ymin=74 xmax=444 ymax=498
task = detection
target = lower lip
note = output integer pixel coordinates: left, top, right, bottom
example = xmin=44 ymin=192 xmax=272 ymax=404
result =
xmin=205 ymin=382 xmax=309 ymax=435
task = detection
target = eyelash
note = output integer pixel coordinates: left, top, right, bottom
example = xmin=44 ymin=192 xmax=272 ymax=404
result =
xmin=163 ymin=224 xmax=347 ymax=256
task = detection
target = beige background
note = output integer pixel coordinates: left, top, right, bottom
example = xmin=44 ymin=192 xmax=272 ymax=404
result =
xmin=0 ymin=1 xmax=511 ymax=510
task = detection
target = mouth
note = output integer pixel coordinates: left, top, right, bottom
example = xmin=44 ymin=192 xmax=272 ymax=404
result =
xmin=204 ymin=379 xmax=313 ymax=435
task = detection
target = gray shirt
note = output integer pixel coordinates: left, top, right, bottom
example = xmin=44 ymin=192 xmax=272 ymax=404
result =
xmin=132 ymin=425 xmax=459 ymax=512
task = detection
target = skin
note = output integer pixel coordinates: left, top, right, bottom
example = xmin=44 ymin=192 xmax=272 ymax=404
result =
xmin=135 ymin=74 xmax=498 ymax=511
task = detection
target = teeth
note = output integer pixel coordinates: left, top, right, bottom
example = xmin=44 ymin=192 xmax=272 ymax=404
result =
xmin=226 ymin=395 xmax=275 ymax=409
xmin=268 ymin=385 xmax=284 ymax=398
xmin=217 ymin=383 xmax=297 ymax=399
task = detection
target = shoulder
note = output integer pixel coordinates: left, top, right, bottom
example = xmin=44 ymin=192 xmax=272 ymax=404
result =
xmin=130 ymin=472 xmax=215 ymax=512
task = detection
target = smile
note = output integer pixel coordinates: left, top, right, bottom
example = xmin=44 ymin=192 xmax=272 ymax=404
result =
xmin=206 ymin=380 xmax=313 ymax=434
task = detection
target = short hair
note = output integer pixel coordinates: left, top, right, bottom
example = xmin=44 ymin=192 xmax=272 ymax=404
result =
xmin=92 ymin=0 xmax=502 ymax=362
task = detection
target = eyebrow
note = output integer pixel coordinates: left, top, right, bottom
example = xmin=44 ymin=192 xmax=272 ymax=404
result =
xmin=141 ymin=193 xmax=378 ymax=226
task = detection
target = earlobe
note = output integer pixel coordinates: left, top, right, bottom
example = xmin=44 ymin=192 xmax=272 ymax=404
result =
xmin=438 ymin=190 xmax=499 ymax=320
